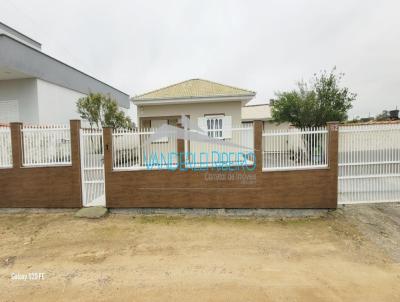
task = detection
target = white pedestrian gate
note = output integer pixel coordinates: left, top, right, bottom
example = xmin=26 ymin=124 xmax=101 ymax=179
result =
xmin=338 ymin=123 xmax=400 ymax=204
xmin=80 ymin=129 xmax=106 ymax=207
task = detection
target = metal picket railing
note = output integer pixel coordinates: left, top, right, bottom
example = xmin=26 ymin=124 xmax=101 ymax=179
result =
xmin=186 ymin=124 xmax=254 ymax=168
xmin=112 ymin=128 xmax=178 ymax=170
xmin=0 ymin=126 xmax=12 ymax=168
xmin=338 ymin=123 xmax=400 ymax=204
xmin=262 ymin=127 xmax=328 ymax=171
xmin=21 ymin=125 xmax=71 ymax=167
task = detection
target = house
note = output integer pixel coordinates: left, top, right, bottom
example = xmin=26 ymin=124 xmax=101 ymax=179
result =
xmin=133 ymin=79 xmax=289 ymax=135
xmin=0 ymin=22 xmax=130 ymax=124
xmin=133 ymin=78 xmax=256 ymax=136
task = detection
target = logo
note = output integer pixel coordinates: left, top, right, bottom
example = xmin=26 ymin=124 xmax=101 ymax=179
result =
xmin=142 ymin=115 xmax=255 ymax=171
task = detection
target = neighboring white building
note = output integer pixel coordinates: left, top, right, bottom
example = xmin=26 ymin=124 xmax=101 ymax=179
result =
xmin=241 ymin=103 xmax=272 ymax=124
xmin=242 ymin=103 xmax=291 ymax=130
xmin=0 ymin=22 xmax=130 ymax=124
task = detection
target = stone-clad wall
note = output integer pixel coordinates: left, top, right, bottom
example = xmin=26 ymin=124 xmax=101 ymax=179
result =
xmin=0 ymin=120 xmax=82 ymax=208
xmin=104 ymin=121 xmax=338 ymax=209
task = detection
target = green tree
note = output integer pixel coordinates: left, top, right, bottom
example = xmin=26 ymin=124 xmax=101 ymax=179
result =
xmin=77 ymin=93 xmax=132 ymax=129
xmin=375 ymin=110 xmax=390 ymax=121
xmin=272 ymin=68 xmax=356 ymax=128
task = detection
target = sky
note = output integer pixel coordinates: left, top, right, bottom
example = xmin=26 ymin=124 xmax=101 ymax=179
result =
xmin=1 ymin=0 xmax=399 ymax=119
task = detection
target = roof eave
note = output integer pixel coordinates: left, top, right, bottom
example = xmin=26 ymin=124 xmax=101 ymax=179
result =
xmin=241 ymin=117 xmax=272 ymax=122
xmin=132 ymin=94 xmax=255 ymax=106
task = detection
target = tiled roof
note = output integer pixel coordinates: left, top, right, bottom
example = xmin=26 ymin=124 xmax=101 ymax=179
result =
xmin=133 ymin=79 xmax=255 ymax=101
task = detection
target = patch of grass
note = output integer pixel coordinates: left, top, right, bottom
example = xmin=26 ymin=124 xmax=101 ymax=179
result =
xmin=132 ymin=214 xmax=259 ymax=226
xmin=134 ymin=215 xmax=183 ymax=225
xmin=132 ymin=214 xmax=281 ymax=227
xmin=280 ymin=217 xmax=312 ymax=224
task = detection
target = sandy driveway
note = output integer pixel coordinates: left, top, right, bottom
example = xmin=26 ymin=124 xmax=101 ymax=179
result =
xmin=0 ymin=205 xmax=399 ymax=302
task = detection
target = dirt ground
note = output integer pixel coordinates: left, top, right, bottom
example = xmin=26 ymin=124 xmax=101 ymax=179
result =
xmin=1 ymin=204 xmax=399 ymax=302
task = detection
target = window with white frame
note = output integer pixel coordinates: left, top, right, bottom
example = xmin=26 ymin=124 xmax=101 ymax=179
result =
xmin=198 ymin=115 xmax=232 ymax=139
xmin=206 ymin=115 xmax=223 ymax=138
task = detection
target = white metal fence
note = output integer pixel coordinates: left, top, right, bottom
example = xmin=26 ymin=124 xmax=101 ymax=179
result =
xmin=0 ymin=126 xmax=12 ymax=168
xmin=338 ymin=124 xmax=400 ymax=204
xmin=262 ymin=127 xmax=328 ymax=171
xmin=113 ymin=128 xmax=178 ymax=170
xmin=80 ymin=128 xmax=105 ymax=206
xmin=22 ymin=125 xmax=71 ymax=167
xmin=186 ymin=124 xmax=254 ymax=167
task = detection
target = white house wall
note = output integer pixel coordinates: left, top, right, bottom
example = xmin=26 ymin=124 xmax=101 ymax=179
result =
xmin=138 ymin=101 xmax=243 ymax=126
xmin=36 ymin=79 xmax=85 ymax=124
xmin=0 ymin=78 xmax=38 ymax=123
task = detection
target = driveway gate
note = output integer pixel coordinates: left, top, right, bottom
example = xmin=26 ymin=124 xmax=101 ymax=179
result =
xmin=80 ymin=128 xmax=106 ymax=207
xmin=338 ymin=123 xmax=400 ymax=204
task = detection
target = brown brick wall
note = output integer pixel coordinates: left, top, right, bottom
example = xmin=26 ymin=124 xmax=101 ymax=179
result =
xmin=104 ymin=121 xmax=338 ymax=209
xmin=0 ymin=120 xmax=338 ymax=209
xmin=0 ymin=120 xmax=82 ymax=208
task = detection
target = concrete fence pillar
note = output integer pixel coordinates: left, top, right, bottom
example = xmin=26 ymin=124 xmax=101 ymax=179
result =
xmin=69 ymin=120 xmax=82 ymax=203
xmin=253 ymin=120 xmax=263 ymax=172
xmin=103 ymin=127 xmax=113 ymax=203
xmin=10 ymin=122 xmax=23 ymax=169
xmin=69 ymin=120 xmax=81 ymax=168
xmin=327 ymin=121 xmax=339 ymax=207
xmin=103 ymin=127 xmax=113 ymax=174
xmin=176 ymin=123 xmax=185 ymax=168
xmin=327 ymin=122 xmax=339 ymax=170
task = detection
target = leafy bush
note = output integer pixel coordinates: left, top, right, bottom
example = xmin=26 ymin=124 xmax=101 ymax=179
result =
xmin=77 ymin=93 xmax=132 ymax=129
